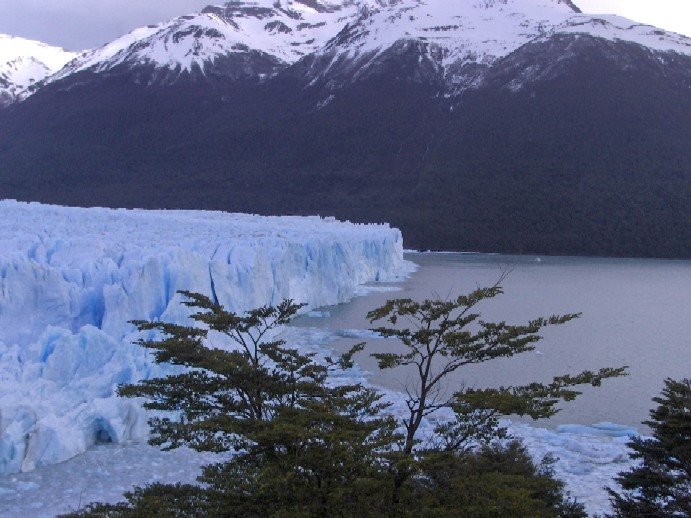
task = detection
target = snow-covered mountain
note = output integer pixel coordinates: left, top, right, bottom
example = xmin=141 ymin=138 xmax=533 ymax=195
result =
xmin=0 ymin=35 xmax=75 ymax=106
xmin=2 ymin=0 xmax=691 ymax=98
xmin=27 ymin=0 xmax=691 ymax=92
xmin=302 ymin=0 xmax=691 ymax=92
xmin=46 ymin=0 xmax=396 ymax=85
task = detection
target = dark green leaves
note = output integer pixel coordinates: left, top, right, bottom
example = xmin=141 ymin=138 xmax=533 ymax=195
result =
xmin=367 ymin=282 xmax=625 ymax=458
xmin=608 ymin=378 xmax=691 ymax=517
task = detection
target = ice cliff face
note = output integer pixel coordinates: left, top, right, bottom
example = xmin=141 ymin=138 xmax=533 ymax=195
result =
xmin=0 ymin=200 xmax=410 ymax=474
xmin=0 ymin=35 xmax=75 ymax=106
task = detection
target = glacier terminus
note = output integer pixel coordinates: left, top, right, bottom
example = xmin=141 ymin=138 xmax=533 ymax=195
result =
xmin=0 ymin=200 xmax=411 ymax=475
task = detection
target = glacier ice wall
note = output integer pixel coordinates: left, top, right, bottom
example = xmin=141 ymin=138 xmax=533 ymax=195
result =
xmin=0 ymin=200 xmax=411 ymax=474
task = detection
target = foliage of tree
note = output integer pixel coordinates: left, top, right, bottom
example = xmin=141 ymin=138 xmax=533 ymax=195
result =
xmin=62 ymin=286 xmax=628 ymax=517
xmin=607 ymin=378 xmax=691 ymax=518
xmin=367 ymin=280 xmax=627 ymax=501
xmin=70 ymin=442 xmax=585 ymax=518
xmin=405 ymin=442 xmax=587 ymax=518
xmin=65 ymin=291 xmax=400 ymax=517
xmin=125 ymin=292 xmax=401 ymax=514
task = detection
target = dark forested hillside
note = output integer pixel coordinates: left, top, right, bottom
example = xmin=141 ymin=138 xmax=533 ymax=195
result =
xmin=0 ymin=36 xmax=689 ymax=258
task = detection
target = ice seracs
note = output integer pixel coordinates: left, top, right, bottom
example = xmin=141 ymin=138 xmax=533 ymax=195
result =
xmin=0 ymin=34 xmax=76 ymax=105
xmin=0 ymin=200 xmax=411 ymax=474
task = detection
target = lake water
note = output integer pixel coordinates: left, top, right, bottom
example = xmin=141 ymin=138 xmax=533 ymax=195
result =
xmin=293 ymin=252 xmax=691 ymax=430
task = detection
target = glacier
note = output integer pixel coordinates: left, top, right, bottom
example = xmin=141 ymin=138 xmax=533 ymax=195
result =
xmin=0 ymin=200 xmax=411 ymax=475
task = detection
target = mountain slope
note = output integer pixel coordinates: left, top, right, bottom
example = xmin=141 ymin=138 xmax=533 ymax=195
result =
xmin=0 ymin=35 xmax=75 ymax=106
xmin=0 ymin=0 xmax=689 ymax=258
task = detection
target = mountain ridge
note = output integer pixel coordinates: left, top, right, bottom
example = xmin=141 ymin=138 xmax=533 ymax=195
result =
xmin=0 ymin=34 xmax=75 ymax=106
xmin=7 ymin=0 xmax=689 ymax=97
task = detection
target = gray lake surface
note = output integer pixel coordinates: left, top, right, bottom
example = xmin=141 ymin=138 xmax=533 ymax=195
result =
xmin=293 ymin=253 xmax=691 ymax=430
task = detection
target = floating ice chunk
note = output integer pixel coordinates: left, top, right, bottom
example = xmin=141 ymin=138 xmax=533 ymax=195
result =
xmin=307 ymin=311 xmax=331 ymax=318
xmin=354 ymin=284 xmax=403 ymax=297
xmin=336 ymin=329 xmax=383 ymax=340
xmin=556 ymin=422 xmax=639 ymax=438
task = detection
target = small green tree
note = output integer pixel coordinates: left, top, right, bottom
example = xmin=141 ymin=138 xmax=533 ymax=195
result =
xmin=407 ymin=441 xmax=587 ymax=518
xmin=66 ymin=292 xmax=401 ymax=517
xmin=67 ymin=484 xmax=211 ymax=517
xmin=120 ymin=292 xmax=318 ymax=450
xmin=607 ymin=378 xmax=691 ymax=518
xmin=195 ymin=384 xmax=399 ymax=516
xmin=367 ymin=282 xmax=627 ymax=498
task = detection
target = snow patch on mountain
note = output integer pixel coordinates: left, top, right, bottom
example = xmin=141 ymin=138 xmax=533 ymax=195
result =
xmin=0 ymin=35 xmax=76 ymax=105
xmin=0 ymin=200 xmax=411 ymax=474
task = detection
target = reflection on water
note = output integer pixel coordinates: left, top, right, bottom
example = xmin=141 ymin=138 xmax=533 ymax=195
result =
xmin=293 ymin=253 xmax=691 ymax=429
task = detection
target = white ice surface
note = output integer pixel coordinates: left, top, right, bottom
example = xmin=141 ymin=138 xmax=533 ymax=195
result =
xmin=0 ymin=200 xmax=411 ymax=475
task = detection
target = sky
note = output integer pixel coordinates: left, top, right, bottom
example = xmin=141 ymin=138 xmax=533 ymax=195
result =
xmin=0 ymin=0 xmax=689 ymax=51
